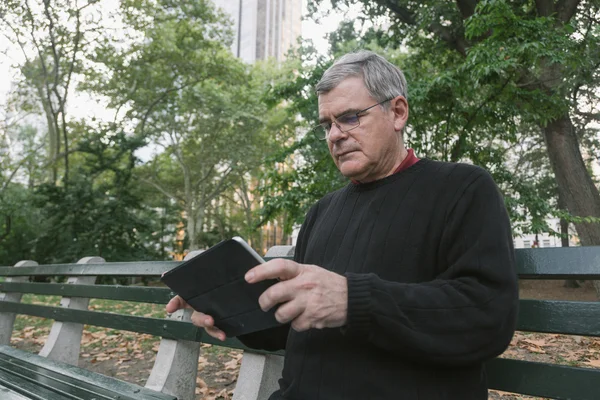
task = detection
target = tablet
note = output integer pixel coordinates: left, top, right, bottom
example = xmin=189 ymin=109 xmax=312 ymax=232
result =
xmin=161 ymin=237 xmax=281 ymax=337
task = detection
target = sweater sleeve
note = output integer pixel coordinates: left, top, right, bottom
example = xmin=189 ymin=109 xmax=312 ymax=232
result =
xmin=237 ymin=201 xmax=321 ymax=351
xmin=342 ymin=170 xmax=519 ymax=367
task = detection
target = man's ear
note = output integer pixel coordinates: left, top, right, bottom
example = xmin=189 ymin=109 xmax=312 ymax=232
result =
xmin=391 ymin=96 xmax=409 ymax=132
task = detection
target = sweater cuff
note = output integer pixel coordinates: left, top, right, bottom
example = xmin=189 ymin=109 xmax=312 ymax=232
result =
xmin=342 ymin=272 xmax=373 ymax=338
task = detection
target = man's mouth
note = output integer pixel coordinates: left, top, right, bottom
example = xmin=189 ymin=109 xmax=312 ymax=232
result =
xmin=336 ymin=150 xmax=355 ymax=158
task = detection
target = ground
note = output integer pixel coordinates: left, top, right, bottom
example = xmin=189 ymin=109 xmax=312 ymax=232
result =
xmin=9 ymin=280 xmax=599 ymax=400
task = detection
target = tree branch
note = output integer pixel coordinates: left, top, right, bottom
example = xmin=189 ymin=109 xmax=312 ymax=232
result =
xmin=535 ymin=0 xmax=555 ymax=17
xmin=556 ymin=0 xmax=582 ymax=23
xmin=0 ymin=215 xmax=11 ymax=243
xmin=575 ymin=110 xmax=600 ymax=121
xmin=42 ymin=0 xmax=61 ymax=99
xmin=141 ymin=177 xmax=180 ymax=202
xmin=451 ymin=73 xmax=514 ymax=161
xmin=377 ymin=0 xmax=470 ymax=56
xmin=205 ymin=167 xmax=235 ymax=202
xmin=0 ymin=16 xmax=32 ymax=64
xmin=24 ymin=0 xmax=61 ymax=160
xmin=195 ymin=164 xmax=216 ymax=189
xmin=429 ymin=22 xmax=469 ymax=57
xmin=139 ymin=80 xmax=202 ymax=137
xmin=381 ymin=0 xmax=416 ymax=25
xmin=456 ymin=0 xmax=478 ymax=19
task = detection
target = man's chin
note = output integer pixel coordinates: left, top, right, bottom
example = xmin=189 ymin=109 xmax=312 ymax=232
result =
xmin=339 ymin=164 xmax=365 ymax=181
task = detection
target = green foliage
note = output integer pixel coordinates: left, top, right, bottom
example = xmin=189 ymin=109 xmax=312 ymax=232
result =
xmin=262 ymin=0 xmax=600 ymax=238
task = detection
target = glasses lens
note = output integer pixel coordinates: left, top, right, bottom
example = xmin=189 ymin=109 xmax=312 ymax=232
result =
xmin=312 ymin=124 xmax=328 ymax=140
xmin=337 ymin=114 xmax=360 ymax=131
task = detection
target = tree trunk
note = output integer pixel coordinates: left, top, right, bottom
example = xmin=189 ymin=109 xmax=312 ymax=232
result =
xmin=186 ymin=206 xmax=197 ymax=252
xmin=542 ymin=112 xmax=600 ymax=297
xmin=559 ymin=194 xmax=581 ymax=288
xmin=39 ymin=88 xmax=59 ymax=184
xmin=186 ymin=207 xmax=205 ymax=252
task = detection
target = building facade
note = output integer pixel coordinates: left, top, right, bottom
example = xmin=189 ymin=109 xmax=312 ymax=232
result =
xmin=213 ymin=0 xmax=302 ymax=64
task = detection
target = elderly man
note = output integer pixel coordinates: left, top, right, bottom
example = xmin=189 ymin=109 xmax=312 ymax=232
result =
xmin=167 ymin=50 xmax=518 ymax=399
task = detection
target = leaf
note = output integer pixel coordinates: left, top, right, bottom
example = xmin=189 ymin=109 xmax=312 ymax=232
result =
xmin=585 ymin=359 xmax=600 ymax=368
xmin=521 ymin=338 xmax=548 ymax=347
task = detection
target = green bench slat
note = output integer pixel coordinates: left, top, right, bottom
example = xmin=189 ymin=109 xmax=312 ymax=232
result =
xmin=0 ymin=345 xmax=176 ymax=400
xmin=515 ymin=247 xmax=600 ymax=279
xmin=0 ymin=282 xmax=174 ymax=304
xmin=517 ymin=299 xmax=600 ymax=336
xmin=3 ymin=284 xmax=598 ymax=336
xmin=0 ymin=368 xmax=70 ymax=400
xmin=0 ymin=385 xmax=31 ymax=400
xmin=0 ymin=301 xmax=283 ymax=356
xmin=199 ymin=335 xmax=285 ymax=356
xmin=1 ymin=247 xmax=599 ymax=278
xmin=0 ymin=262 xmax=180 ymax=277
xmin=0 ymin=355 xmax=116 ymax=400
xmin=0 ymin=301 xmax=202 ymax=342
xmin=487 ymin=357 xmax=600 ymax=400
xmin=0 ymin=256 xmax=283 ymax=277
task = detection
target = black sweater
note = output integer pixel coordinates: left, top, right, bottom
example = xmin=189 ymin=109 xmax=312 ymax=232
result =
xmin=239 ymin=159 xmax=519 ymax=400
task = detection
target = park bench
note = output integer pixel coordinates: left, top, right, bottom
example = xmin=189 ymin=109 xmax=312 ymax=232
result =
xmin=0 ymin=247 xmax=287 ymax=400
xmin=0 ymin=245 xmax=599 ymax=399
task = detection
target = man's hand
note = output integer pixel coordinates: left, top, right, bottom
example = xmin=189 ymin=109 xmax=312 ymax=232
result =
xmin=165 ymin=295 xmax=227 ymax=341
xmin=245 ymin=259 xmax=348 ymax=332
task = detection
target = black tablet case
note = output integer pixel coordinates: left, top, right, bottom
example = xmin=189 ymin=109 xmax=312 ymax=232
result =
xmin=161 ymin=239 xmax=281 ymax=337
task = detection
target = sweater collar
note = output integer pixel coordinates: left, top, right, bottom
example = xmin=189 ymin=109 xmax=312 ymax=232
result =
xmin=351 ymin=148 xmax=420 ymax=185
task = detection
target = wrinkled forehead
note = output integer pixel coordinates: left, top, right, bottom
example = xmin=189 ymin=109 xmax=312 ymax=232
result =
xmin=317 ymin=77 xmax=373 ymax=116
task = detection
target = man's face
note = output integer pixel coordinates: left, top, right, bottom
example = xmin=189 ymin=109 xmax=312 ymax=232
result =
xmin=318 ymin=77 xmax=409 ymax=183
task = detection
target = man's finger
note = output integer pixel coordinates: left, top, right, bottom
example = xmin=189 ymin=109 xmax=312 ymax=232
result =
xmin=246 ymin=258 xmax=301 ymax=283
xmin=166 ymin=295 xmax=190 ymax=313
xmin=206 ymin=326 xmax=226 ymax=341
xmin=291 ymin=313 xmax=312 ymax=332
xmin=273 ymin=297 xmax=305 ymax=324
xmin=258 ymin=279 xmax=297 ymax=311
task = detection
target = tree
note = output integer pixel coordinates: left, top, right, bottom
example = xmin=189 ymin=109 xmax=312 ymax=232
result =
xmin=85 ymin=0 xmax=293 ymax=251
xmin=0 ymin=0 xmax=105 ymax=185
xmin=271 ymin=1 xmax=599 ymax=293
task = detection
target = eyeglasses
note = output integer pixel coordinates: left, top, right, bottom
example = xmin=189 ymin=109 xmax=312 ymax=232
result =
xmin=312 ymin=97 xmax=395 ymax=141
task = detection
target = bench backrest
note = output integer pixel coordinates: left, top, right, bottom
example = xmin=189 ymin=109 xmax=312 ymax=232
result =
xmin=487 ymin=247 xmax=600 ymax=399
xmin=0 ymin=253 xmax=283 ymax=400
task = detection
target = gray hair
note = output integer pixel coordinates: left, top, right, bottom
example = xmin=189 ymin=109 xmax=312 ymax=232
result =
xmin=315 ymin=50 xmax=408 ymax=108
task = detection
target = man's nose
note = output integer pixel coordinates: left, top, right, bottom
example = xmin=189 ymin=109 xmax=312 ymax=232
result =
xmin=327 ymin=122 xmax=347 ymax=142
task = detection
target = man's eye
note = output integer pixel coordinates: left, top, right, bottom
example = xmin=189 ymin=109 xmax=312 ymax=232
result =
xmin=321 ymin=122 xmax=333 ymax=131
xmin=338 ymin=114 xmax=359 ymax=125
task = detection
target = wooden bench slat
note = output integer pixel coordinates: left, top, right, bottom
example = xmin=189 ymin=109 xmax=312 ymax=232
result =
xmin=515 ymin=247 xmax=600 ymax=279
xmin=487 ymin=357 xmax=600 ymax=400
xmin=0 ymin=346 xmax=176 ymax=400
xmin=0 ymin=385 xmax=32 ymax=400
xmin=0 ymin=368 xmax=70 ymax=400
xmin=2 ymin=247 xmax=599 ymax=278
xmin=517 ymin=299 xmax=600 ymax=336
xmin=0 ymin=282 xmax=174 ymax=304
xmin=0 ymin=353 xmax=117 ymax=400
xmin=5 ymin=284 xmax=599 ymax=337
xmin=0 ymin=301 xmax=202 ymax=342
xmin=0 ymin=301 xmax=283 ymax=356
xmin=0 ymin=257 xmax=283 ymax=277
xmin=199 ymin=335 xmax=285 ymax=356
xmin=0 ymin=262 xmax=179 ymax=277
